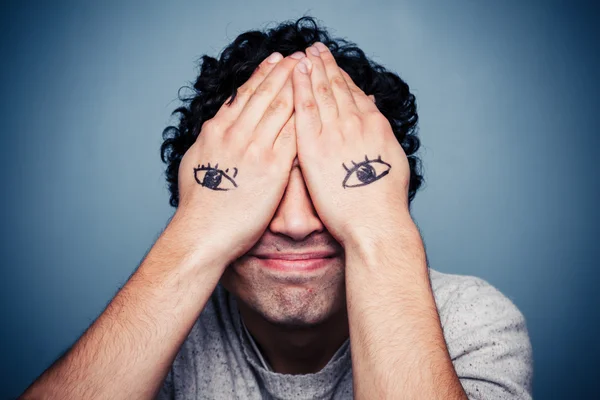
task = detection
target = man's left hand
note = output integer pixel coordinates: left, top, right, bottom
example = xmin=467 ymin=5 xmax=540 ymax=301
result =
xmin=291 ymin=42 xmax=413 ymax=247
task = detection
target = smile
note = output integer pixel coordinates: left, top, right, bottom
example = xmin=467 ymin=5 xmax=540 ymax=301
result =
xmin=251 ymin=252 xmax=339 ymax=272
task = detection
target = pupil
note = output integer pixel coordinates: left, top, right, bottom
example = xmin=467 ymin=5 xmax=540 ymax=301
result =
xmin=356 ymin=164 xmax=376 ymax=183
xmin=203 ymin=169 xmax=222 ymax=188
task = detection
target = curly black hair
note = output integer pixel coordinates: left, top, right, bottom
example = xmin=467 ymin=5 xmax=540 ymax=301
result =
xmin=161 ymin=16 xmax=424 ymax=208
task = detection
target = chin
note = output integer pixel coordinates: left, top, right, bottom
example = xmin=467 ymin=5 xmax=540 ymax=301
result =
xmin=220 ymin=255 xmax=347 ymax=328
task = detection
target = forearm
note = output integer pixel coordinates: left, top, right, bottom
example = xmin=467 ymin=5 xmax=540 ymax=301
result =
xmin=344 ymin=214 xmax=467 ymax=400
xmin=20 ymin=211 xmax=227 ymax=400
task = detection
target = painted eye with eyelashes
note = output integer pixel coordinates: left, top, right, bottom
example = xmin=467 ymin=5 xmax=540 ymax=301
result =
xmin=193 ymin=163 xmax=238 ymax=191
xmin=342 ymin=155 xmax=391 ymax=189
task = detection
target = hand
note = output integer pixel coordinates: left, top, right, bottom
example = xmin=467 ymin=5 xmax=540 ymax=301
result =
xmin=292 ymin=43 xmax=412 ymax=246
xmin=175 ymin=52 xmax=305 ymax=265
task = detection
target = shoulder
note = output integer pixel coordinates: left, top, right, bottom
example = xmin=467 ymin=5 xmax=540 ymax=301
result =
xmin=428 ymin=268 xmax=533 ymax=399
xmin=428 ymin=268 xmax=527 ymax=332
xmin=429 ymin=267 xmax=510 ymax=308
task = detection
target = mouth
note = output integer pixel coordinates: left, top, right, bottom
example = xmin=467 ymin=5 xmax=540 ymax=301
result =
xmin=250 ymin=251 xmax=339 ymax=272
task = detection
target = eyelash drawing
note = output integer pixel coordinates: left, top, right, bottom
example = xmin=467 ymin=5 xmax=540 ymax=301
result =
xmin=342 ymin=155 xmax=391 ymax=188
xmin=193 ymin=162 xmax=238 ymax=191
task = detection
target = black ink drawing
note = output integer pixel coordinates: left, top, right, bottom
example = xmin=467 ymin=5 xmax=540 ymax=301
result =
xmin=342 ymin=155 xmax=391 ymax=188
xmin=194 ymin=163 xmax=238 ymax=190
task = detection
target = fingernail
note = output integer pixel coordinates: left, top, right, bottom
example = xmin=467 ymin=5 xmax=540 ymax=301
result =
xmin=266 ymin=52 xmax=283 ymax=63
xmin=307 ymin=46 xmax=320 ymax=57
xmin=314 ymin=42 xmax=328 ymax=53
xmin=296 ymin=57 xmax=311 ymax=74
xmin=290 ymin=51 xmax=306 ymax=60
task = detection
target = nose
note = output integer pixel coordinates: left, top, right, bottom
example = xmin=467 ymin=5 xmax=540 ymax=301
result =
xmin=268 ymin=164 xmax=325 ymax=241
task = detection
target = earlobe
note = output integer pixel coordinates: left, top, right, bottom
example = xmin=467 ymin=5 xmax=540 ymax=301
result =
xmin=368 ymin=94 xmax=375 ymax=103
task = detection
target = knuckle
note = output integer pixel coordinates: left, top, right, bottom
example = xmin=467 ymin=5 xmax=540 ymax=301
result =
xmin=371 ymin=113 xmax=391 ymax=129
xmin=200 ymin=118 xmax=215 ymax=133
xmin=266 ymin=158 xmax=283 ymax=177
xmin=316 ymin=83 xmax=331 ymax=96
xmin=349 ymin=112 xmax=363 ymax=126
xmin=245 ymin=141 xmax=267 ymax=161
xmin=300 ymin=99 xmax=317 ymax=111
xmin=267 ymin=98 xmax=289 ymax=113
xmin=342 ymin=113 xmax=362 ymax=131
xmin=224 ymin=125 xmax=243 ymax=140
xmin=236 ymin=84 xmax=253 ymax=99
xmin=331 ymin=75 xmax=347 ymax=89
xmin=254 ymin=82 xmax=273 ymax=97
xmin=320 ymin=52 xmax=334 ymax=63
xmin=200 ymin=118 xmax=222 ymax=137
xmin=349 ymin=84 xmax=363 ymax=95
xmin=251 ymin=63 xmax=269 ymax=80
xmin=252 ymin=63 xmax=264 ymax=76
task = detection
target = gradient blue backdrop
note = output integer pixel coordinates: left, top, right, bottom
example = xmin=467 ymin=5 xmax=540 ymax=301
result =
xmin=1 ymin=1 xmax=598 ymax=398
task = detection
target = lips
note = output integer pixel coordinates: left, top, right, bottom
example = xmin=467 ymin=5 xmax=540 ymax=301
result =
xmin=250 ymin=251 xmax=339 ymax=272
xmin=252 ymin=251 xmax=338 ymax=260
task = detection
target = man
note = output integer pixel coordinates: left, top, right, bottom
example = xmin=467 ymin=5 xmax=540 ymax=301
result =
xmin=20 ymin=17 xmax=532 ymax=399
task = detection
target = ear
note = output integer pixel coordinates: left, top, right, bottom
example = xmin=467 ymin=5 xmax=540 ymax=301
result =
xmin=368 ymin=94 xmax=375 ymax=103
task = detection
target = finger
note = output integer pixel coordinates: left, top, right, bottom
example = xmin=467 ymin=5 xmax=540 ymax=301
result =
xmin=273 ymin=113 xmax=297 ymax=163
xmin=292 ymin=56 xmax=322 ymax=144
xmin=231 ymin=52 xmax=305 ymax=136
xmin=253 ymin=76 xmax=293 ymax=147
xmin=339 ymin=68 xmax=379 ymax=114
xmin=214 ymin=52 xmax=284 ymax=124
xmin=312 ymin=42 xmax=359 ymax=115
xmin=304 ymin=44 xmax=338 ymax=123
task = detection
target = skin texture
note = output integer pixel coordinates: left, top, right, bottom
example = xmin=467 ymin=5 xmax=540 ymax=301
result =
xmin=222 ymin=42 xmax=468 ymax=398
xmin=218 ymin=46 xmax=399 ymax=373
xmin=19 ymin=46 xmax=468 ymax=399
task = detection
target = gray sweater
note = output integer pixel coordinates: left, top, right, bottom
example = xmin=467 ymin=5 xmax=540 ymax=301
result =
xmin=156 ymin=268 xmax=533 ymax=399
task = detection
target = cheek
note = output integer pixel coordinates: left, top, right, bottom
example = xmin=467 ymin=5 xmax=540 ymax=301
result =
xmin=218 ymin=259 xmax=256 ymax=296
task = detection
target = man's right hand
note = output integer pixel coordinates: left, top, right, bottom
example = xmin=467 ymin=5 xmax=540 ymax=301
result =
xmin=18 ymin=50 xmax=308 ymax=400
xmin=173 ymin=51 xmax=305 ymax=266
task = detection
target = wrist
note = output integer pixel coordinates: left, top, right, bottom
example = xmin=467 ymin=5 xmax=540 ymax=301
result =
xmin=342 ymin=212 xmax=425 ymax=272
xmin=159 ymin=208 xmax=231 ymax=274
xmin=341 ymin=210 xmax=418 ymax=249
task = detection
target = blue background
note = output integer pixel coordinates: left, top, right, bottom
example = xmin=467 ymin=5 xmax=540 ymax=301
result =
xmin=1 ymin=1 xmax=598 ymax=398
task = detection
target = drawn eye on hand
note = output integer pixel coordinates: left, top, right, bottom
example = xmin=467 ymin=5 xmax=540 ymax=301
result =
xmin=193 ymin=163 xmax=238 ymax=191
xmin=342 ymin=155 xmax=391 ymax=188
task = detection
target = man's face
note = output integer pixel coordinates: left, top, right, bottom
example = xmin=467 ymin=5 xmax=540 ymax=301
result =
xmin=219 ymin=118 xmax=346 ymax=328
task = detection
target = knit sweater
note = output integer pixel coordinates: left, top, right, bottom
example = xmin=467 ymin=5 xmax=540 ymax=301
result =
xmin=156 ymin=268 xmax=533 ymax=399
